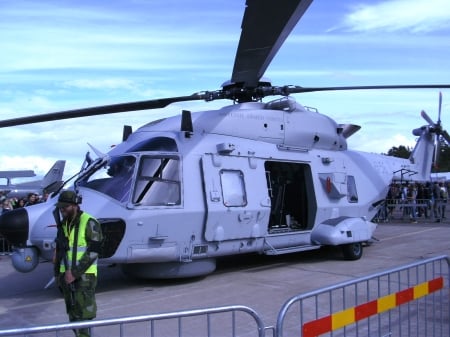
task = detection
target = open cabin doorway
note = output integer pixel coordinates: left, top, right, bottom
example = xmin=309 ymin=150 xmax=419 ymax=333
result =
xmin=265 ymin=161 xmax=316 ymax=233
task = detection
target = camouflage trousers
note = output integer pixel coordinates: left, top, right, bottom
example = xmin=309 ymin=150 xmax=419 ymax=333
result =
xmin=59 ymin=273 xmax=97 ymax=337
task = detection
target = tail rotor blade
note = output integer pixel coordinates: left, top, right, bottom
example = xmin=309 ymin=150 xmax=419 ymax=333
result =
xmin=421 ymin=110 xmax=435 ymax=127
xmin=434 ymin=137 xmax=441 ymax=166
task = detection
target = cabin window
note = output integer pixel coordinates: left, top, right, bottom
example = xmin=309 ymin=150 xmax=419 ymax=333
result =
xmin=133 ymin=155 xmax=181 ymax=206
xmin=220 ymin=170 xmax=247 ymax=207
xmin=347 ymin=175 xmax=358 ymax=203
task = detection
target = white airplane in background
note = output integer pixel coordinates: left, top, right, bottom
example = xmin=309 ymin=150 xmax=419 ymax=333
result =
xmin=0 ymin=160 xmax=66 ymax=199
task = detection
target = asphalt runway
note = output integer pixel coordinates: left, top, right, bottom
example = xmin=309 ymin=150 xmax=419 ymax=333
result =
xmin=0 ymin=219 xmax=449 ymax=334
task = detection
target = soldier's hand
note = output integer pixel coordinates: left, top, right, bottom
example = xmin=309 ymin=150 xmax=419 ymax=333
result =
xmin=64 ymin=270 xmax=76 ymax=284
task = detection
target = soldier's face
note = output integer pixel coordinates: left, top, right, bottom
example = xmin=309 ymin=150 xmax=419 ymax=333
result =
xmin=59 ymin=204 xmax=76 ymax=218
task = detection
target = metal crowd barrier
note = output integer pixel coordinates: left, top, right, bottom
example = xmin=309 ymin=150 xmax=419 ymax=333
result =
xmin=276 ymin=255 xmax=450 ymax=337
xmin=0 ymin=305 xmax=266 ymax=337
xmin=0 ymin=256 xmax=448 ymax=337
xmin=374 ymin=198 xmax=448 ymax=222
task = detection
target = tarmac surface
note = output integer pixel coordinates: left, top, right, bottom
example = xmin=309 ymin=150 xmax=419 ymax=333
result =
xmin=0 ymin=217 xmax=449 ymax=335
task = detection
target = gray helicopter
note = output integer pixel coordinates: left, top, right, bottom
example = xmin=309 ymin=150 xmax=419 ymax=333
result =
xmin=1 ymin=0 xmax=449 ymax=279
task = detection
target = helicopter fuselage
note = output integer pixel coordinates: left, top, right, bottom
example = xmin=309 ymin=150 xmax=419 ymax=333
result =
xmin=3 ymin=98 xmax=434 ymax=279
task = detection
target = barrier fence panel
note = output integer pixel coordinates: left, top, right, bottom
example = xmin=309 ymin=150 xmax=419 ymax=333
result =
xmin=276 ymin=255 xmax=450 ymax=337
xmin=374 ymin=199 xmax=448 ymax=223
xmin=0 ymin=235 xmax=11 ymax=255
xmin=0 ymin=305 xmax=266 ymax=337
xmin=1 ymin=257 xmax=448 ymax=337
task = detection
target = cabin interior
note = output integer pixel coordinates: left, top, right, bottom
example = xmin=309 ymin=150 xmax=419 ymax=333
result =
xmin=265 ymin=161 xmax=316 ymax=233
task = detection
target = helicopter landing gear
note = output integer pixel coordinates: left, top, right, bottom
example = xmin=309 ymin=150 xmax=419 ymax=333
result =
xmin=341 ymin=242 xmax=363 ymax=260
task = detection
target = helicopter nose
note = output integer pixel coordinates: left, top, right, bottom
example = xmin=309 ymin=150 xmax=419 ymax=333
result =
xmin=0 ymin=208 xmax=29 ymax=247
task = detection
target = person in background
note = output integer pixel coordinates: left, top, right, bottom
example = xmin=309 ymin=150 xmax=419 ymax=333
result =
xmin=406 ymin=183 xmax=417 ymax=223
xmin=41 ymin=190 xmax=50 ymax=202
xmin=439 ymin=182 xmax=447 ymax=219
xmin=415 ymin=183 xmax=425 ymax=218
xmin=432 ymin=182 xmax=442 ymax=222
xmin=15 ymin=198 xmax=26 ymax=208
xmin=422 ymin=182 xmax=432 ymax=219
xmin=24 ymin=193 xmax=39 ymax=206
xmin=1 ymin=199 xmax=13 ymax=214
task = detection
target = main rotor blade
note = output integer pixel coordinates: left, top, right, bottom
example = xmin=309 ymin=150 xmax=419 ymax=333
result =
xmin=0 ymin=94 xmax=205 ymax=128
xmin=231 ymin=0 xmax=313 ymax=88
xmin=283 ymin=84 xmax=450 ymax=95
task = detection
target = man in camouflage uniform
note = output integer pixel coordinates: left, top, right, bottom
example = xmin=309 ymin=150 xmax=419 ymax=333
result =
xmin=54 ymin=190 xmax=102 ymax=337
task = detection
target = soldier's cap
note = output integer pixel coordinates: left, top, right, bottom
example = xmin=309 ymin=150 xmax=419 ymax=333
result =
xmin=56 ymin=191 xmax=79 ymax=208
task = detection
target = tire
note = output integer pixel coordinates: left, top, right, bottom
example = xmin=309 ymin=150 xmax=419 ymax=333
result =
xmin=342 ymin=242 xmax=363 ymax=260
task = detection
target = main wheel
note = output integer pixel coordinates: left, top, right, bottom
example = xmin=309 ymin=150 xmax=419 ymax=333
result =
xmin=342 ymin=242 xmax=363 ymax=260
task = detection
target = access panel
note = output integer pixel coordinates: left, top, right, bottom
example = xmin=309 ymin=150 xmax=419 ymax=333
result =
xmin=201 ymin=154 xmax=271 ymax=242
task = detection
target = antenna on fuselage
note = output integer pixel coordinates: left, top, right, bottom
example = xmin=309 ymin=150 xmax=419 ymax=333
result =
xmin=122 ymin=125 xmax=132 ymax=141
xmin=181 ymin=110 xmax=193 ymax=138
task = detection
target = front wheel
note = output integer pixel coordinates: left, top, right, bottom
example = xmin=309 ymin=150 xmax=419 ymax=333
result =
xmin=342 ymin=242 xmax=363 ymax=260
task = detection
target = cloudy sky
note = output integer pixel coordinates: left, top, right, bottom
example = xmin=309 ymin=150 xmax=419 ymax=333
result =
xmin=1 ymin=0 xmax=450 ymax=179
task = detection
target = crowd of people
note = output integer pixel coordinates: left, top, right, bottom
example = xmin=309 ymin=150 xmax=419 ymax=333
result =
xmin=375 ymin=181 xmax=449 ymax=223
xmin=0 ymin=191 xmax=49 ymax=214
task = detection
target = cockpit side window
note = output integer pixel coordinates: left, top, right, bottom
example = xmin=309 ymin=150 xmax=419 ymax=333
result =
xmin=133 ymin=155 xmax=181 ymax=206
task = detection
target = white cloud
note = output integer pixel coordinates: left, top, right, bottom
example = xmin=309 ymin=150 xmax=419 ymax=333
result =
xmin=0 ymin=155 xmax=59 ymax=176
xmin=63 ymin=79 xmax=136 ymax=91
xmin=339 ymin=0 xmax=450 ymax=33
xmin=349 ymin=132 xmax=417 ymax=154
xmin=0 ymin=0 xmax=237 ymax=73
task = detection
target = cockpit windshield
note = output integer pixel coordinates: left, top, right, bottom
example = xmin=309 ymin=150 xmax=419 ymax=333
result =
xmin=78 ymin=154 xmax=181 ymax=206
xmin=78 ymin=155 xmax=136 ymax=203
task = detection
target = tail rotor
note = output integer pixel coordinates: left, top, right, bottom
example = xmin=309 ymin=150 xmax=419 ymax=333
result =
xmin=420 ymin=92 xmax=450 ymax=168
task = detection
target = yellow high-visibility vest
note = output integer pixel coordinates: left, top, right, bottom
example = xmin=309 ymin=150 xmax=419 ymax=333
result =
xmin=59 ymin=212 xmax=97 ymax=276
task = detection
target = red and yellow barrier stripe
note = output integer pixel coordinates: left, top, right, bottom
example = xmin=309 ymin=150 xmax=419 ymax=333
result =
xmin=303 ymin=276 xmax=444 ymax=337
